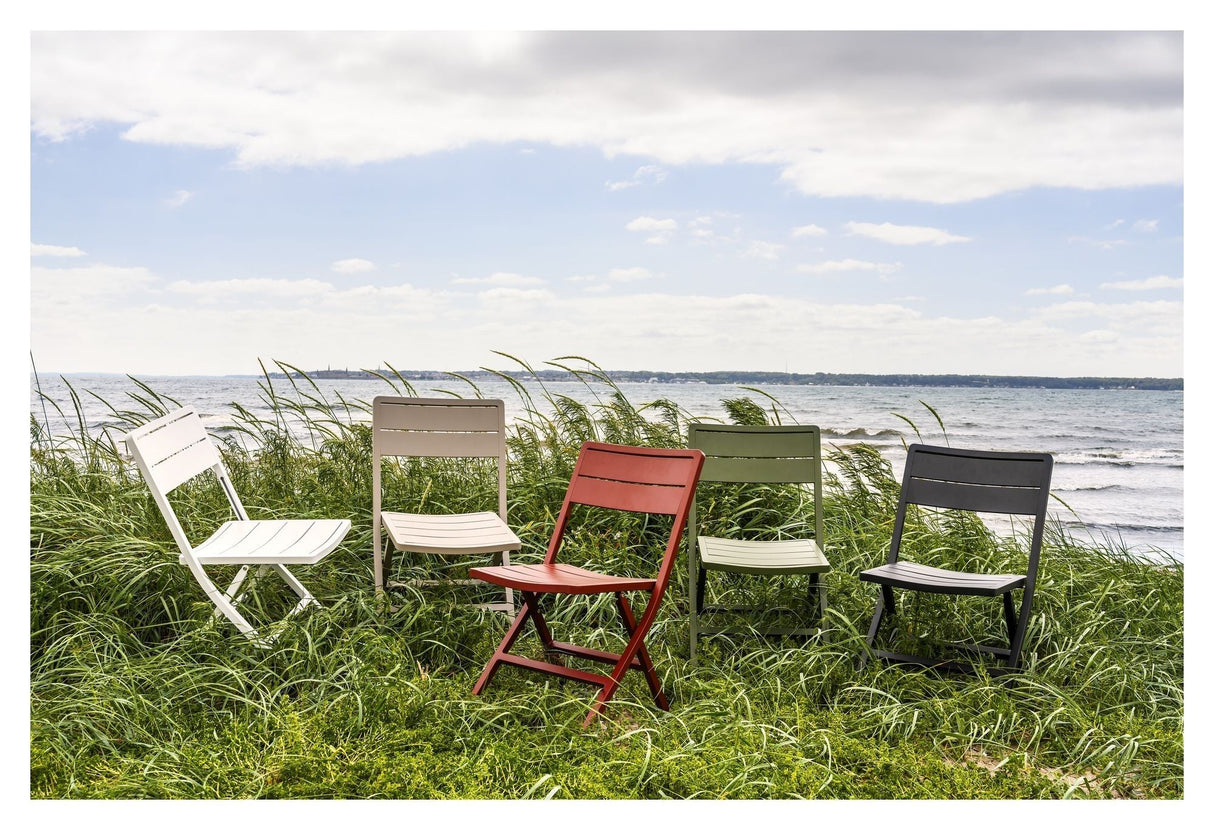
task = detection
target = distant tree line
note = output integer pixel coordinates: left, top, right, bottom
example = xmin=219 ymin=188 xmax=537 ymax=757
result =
xmin=272 ymin=368 xmax=1182 ymax=391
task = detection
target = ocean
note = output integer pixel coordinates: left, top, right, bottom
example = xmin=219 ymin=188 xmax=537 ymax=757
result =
xmin=29 ymin=373 xmax=1184 ymax=562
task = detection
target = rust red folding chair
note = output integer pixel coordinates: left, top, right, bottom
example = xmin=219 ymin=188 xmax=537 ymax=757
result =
xmin=469 ymin=441 xmax=705 ymax=726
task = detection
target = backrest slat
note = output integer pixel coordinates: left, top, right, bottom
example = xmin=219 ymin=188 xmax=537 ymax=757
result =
xmin=568 ymin=477 xmax=691 ymax=515
xmin=125 ymin=407 xmax=223 ymax=496
xmin=373 ymin=396 xmax=505 ymax=460
xmin=563 ymin=443 xmax=705 ymax=516
xmin=901 ymin=444 xmax=1052 ymax=515
xmin=687 ymin=425 xmax=820 ymax=459
xmin=373 ymin=397 xmax=504 ymax=434
xmin=577 ymin=447 xmax=704 ymax=487
xmin=375 ymin=429 xmax=503 ymax=459
xmin=908 ymin=447 xmax=1050 ymax=489
xmin=903 ymin=478 xmax=1044 ymax=515
xmin=699 ymin=456 xmax=817 ymax=484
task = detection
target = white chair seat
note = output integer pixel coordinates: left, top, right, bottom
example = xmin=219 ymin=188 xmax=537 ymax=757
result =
xmin=191 ymin=519 xmax=352 ymax=565
xmin=697 ymin=536 xmax=830 ymax=574
xmin=382 ymin=510 xmax=521 ymax=556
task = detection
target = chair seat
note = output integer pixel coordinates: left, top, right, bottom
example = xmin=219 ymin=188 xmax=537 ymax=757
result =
xmin=859 ymin=561 xmax=1026 ymax=596
xmin=191 ymin=519 xmax=351 ymax=565
xmin=698 ymin=536 xmax=830 ymax=574
xmin=468 ymin=563 xmax=657 ymax=595
xmin=382 ymin=510 xmax=522 ymax=555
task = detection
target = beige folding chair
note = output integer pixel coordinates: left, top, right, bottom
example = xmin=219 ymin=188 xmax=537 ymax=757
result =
xmin=125 ymin=407 xmax=351 ymax=646
xmin=373 ymin=397 xmax=520 ymax=614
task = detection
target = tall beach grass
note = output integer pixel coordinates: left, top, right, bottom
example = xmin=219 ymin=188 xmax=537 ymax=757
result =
xmin=29 ymin=356 xmax=1182 ymax=798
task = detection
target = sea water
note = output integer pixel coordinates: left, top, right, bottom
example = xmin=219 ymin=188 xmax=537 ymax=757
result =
xmin=29 ymin=374 xmax=1184 ymax=561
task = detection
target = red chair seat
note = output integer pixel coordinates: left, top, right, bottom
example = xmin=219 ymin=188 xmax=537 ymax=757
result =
xmin=470 ymin=563 xmax=656 ymax=594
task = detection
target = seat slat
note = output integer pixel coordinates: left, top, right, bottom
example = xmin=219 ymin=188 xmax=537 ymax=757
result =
xmin=698 ymin=536 xmax=829 ymax=573
xmin=469 ymin=563 xmax=656 ymax=594
xmin=383 ymin=510 xmax=522 ymax=554
xmin=860 ymin=561 xmax=1026 ymax=596
xmin=192 ymin=519 xmax=350 ymax=565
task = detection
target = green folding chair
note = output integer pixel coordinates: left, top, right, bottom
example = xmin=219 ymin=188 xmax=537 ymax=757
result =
xmin=686 ymin=424 xmax=830 ymax=664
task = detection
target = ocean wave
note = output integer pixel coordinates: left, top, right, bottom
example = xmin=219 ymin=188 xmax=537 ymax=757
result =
xmin=822 ymin=428 xmax=904 ymax=439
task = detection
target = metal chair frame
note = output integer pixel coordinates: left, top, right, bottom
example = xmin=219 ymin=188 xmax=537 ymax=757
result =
xmin=859 ymin=443 xmax=1054 ymax=673
xmin=468 ymin=441 xmax=705 ymax=727
xmin=686 ymin=424 xmax=830 ymax=664
xmin=372 ymin=396 xmax=520 ymax=614
xmin=125 ymin=407 xmax=350 ymax=647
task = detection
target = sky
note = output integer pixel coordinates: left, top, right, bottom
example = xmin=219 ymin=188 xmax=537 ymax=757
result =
xmin=27 ymin=28 xmax=1187 ymax=378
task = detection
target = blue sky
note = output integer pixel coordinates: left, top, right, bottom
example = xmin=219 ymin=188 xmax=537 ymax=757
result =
xmin=28 ymin=30 xmax=1185 ymax=377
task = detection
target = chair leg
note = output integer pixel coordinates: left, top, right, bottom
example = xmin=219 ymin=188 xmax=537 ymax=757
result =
xmin=860 ymin=589 xmax=891 ymax=669
xmin=472 ymin=591 xmax=553 ymax=696
xmin=1004 ymin=589 xmax=1035 ymax=671
xmin=585 ymin=590 xmax=664 ymax=727
xmin=806 ymin=573 xmax=827 ymax=627
xmin=615 ymin=593 xmax=667 ymax=709
xmin=497 ymin=550 xmax=516 ymax=619
xmin=1002 ymin=592 xmax=1017 ymax=647
xmin=688 ymin=551 xmax=700 ymax=667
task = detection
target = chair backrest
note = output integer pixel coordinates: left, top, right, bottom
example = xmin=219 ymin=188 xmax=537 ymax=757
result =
xmin=125 ymin=406 xmax=247 ymax=556
xmin=686 ymin=423 xmax=824 ymax=548
xmin=889 ymin=444 xmax=1054 ymax=582
xmin=546 ymin=441 xmax=705 ymax=590
xmin=372 ymin=396 xmax=509 ymax=518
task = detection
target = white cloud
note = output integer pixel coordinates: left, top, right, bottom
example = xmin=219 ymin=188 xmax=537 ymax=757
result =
xmin=167 ymin=278 xmax=336 ymax=300
xmin=798 ymin=259 xmax=901 ymax=275
xmin=607 ymin=267 xmax=660 ymax=282
xmin=605 ymin=164 xmax=667 ymax=191
xmin=844 ymin=221 xmax=970 ymax=246
xmin=164 ymin=189 xmax=193 ymax=208
xmin=1132 ymin=219 xmax=1159 ymax=232
xmin=626 ymin=216 xmax=678 ymax=244
xmin=1068 ymin=236 xmax=1127 ymax=250
xmin=1101 ymin=275 xmax=1182 ymax=291
xmin=744 ymin=241 xmax=783 ymax=260
xmin=31 ymin=243 xmax=86 ymax=257
xmin=30 ymin=32 xmax=1182 ymax=204
xmin=1026 ymin=284 xmax=1075 ymax=296
xmin=791 ymin=224 xmax=827 ymax=238
xmin=453 ymin=272 xmax=545 ymax=286
xmin=29 ymin=259 xmax=1182 ymax=377
xmin=331 ymin=258 xmax=376 ymax=274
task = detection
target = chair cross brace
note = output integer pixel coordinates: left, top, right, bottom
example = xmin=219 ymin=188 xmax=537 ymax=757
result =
xmin=472 ymin=588 xmax=668 ymax=726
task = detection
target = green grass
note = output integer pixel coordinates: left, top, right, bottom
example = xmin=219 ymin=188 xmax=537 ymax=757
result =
xmin=29 ymin=355 xmax=1183 ymax=799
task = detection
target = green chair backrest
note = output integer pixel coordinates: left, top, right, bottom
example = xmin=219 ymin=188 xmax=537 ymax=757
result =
xmin=686 ymin=423 xmax=824 ymax=550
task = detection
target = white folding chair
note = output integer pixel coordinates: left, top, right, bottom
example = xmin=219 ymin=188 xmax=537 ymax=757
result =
xmin=373 ymin=397 xmax=520 ymax=614
xmin=125 ymin=406 xmax=351 ymax=646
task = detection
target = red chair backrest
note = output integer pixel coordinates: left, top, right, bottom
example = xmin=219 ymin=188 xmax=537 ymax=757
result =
xmin=545 ymin=442 xmax=706 ymax=579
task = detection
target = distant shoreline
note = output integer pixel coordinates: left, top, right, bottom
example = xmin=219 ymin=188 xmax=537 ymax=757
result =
xmin=256 ymin=368 xmax=1182 ymax=391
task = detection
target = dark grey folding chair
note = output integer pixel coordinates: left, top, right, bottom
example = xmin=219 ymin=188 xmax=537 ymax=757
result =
xmin=859 ymin=444 xmax=1053 ymax=673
